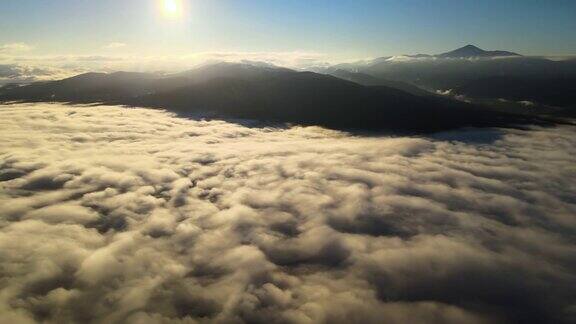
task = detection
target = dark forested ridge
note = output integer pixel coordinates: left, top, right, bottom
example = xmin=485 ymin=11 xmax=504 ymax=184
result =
xmin=454 ymin=76 xmax=576 ymax=109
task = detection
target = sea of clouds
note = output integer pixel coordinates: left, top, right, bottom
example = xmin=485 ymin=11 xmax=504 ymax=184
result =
xmin=0 ymin=103 xmax=575 ymax=324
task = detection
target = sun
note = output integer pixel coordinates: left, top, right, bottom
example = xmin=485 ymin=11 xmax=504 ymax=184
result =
xmin=161 ymin=0 xmax=183 ymax=18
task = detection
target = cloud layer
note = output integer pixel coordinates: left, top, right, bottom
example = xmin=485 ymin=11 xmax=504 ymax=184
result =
xmin=0 ymin=103 xmax=575 ymax=324
xmin=0 ymin=64 xmax=81 ymax=85
xmin=0 ymin=51 xmax=337 ymax=84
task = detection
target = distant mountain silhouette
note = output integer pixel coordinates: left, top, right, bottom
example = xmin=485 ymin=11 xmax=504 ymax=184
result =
xmin=175 ymin=62 xmax=295 ymax=82
xmin=407 ymin=54 xmax=433 ymax=59
xmin=454 ymin=76 xmax=576 ymax=109
xmin=318 ymin=45 xmax=521 ymax=74
xmin=0 ymin=62 xmax=544 ymax=133
xmin=311 ymin=45 xmax=545 ymax=90
xmin=352 ymin=56 xmax=576 ymax=90
xmin=438 ymin=45 xmax=521 ymax=58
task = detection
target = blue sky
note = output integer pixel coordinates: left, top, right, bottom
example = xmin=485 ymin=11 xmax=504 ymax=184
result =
xmin=1 ymin=0 xmax=575 ymax=61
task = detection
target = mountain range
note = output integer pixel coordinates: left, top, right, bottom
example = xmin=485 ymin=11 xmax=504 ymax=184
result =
xmin=316 ymin=46 xmax=576 ymax=106
xmin=2 ymin=45 xmax=574 ymax=131
xmin=321 ymin=44 xmax=523 ymax=72
xmin=0 ymin=62 xmax=542 ymax=133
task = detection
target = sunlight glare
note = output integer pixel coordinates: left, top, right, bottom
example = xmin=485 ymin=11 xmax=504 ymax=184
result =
xmin=161 ymin=0 xmax=183 ymax=18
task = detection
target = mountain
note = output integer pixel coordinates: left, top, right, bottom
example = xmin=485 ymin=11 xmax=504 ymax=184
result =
xmin=0 ymin=71 xmax=160 ymax=102
xmin=409 ymin=54 xmax=433 ymax=58
xmin=328 ymin=69 xmax=432 ymax=96
xmin=175 ymin=62 xmax=294 ymax=82
xmin=438 ymin=45 xmax=521 ymax=58
xmin=454 ymin=76 xmax=576 ymax=109
xmin=320 ymin=45 xmax=521 ymax=73
xmin=355 ymin=55 xmax=576 ymax=90
xmin=0 ymin=62 xmax=542 ymax=133
xmin=311 ymin=45 xmax=533 ymax=90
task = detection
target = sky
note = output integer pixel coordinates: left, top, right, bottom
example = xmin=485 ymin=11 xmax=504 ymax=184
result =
xmin=0 ymin=0 xmax=575 ymax=75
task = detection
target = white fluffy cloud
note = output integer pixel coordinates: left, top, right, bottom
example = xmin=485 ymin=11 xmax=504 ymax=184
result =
xmin=0 ymin=103 xmax=575 ymax=324
xmin=0 ymin=64 xmax=81 ymax=84
xmin=0 ymin=51 xmax=336 ymax=85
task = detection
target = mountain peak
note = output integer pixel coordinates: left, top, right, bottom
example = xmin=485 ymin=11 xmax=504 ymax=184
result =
xmin=438 ymin=45 xmax=521 ymax=58
xmin=439 ymin=45 xmax=487 ymax=58
xmin=458 ymin=44 xmax=486 ymax=52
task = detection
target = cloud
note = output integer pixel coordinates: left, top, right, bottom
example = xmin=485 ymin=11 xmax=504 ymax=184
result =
xmin=0 ymin=64 xmax=83 ymax=85
xmin=0 ymin=43 xmax=34 ymax=53
xmin=0 ymin=103 xmax=575 ymax=324
xmin=0 ymin=51 xmax=335 ymax=85
xmin=103 ymin=42 xmax=127 ymax=50
xmin=0 ymin=51 xmax=341 ymax=82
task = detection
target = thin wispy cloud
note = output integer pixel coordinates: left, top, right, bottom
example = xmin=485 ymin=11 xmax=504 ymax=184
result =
xmin=103 ymin=42 xmax=127 ymax=50
xmin=0 ymin=43 xmax=34 ymax=53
